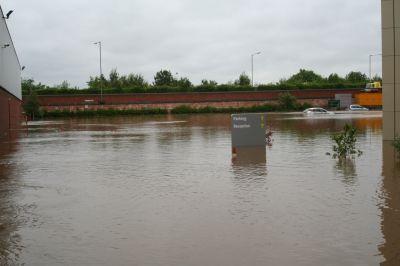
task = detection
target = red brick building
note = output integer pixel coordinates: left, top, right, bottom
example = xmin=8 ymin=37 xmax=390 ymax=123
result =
xmin=0 ymin=5 xmax=22 ymax=137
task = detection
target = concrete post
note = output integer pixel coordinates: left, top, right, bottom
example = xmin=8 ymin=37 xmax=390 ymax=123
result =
xmin=382 ymin=0 xmax=400 ymax=140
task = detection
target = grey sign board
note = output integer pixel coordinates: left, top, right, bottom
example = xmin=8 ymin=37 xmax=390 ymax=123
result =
xmin=231 ymin=113 xmax=266 ymax=148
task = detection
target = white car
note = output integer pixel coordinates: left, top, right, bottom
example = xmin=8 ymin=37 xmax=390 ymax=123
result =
xmin=303 ymin=108 xmax=334 ymax=115
xmin=348 ymin=104 xmax=369 ymax=111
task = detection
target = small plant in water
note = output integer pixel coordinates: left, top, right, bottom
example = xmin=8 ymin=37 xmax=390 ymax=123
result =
xmin=331 ymin=124 xmax=362 ymax=159
xmin=393 ymin=136 xmax=400 ymax=155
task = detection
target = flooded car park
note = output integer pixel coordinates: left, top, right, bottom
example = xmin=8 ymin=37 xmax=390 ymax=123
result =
xmin=0 ymin=112 xmax=398 ymax=265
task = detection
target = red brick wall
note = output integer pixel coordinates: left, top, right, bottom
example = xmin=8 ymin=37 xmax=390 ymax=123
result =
xmin=0 ymin=88 xmax=22 ymax=137
xmin=27 ymin=88 xmax=360 ymax=107
xmin=41 ymin=99 xmax=329 ymax=112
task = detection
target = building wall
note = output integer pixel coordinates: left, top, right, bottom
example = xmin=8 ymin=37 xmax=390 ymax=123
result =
xmin=0 ymin=5 xmax=22 ymax=137
xmin=0 ymin=88 xmax=22 ymax=137
xmin=29 ymin=88 xmax=360 ymax=107
xmin=40 ymin=99 xmax=329 ymax=113
xmin=0 ymin=7 xmax=21 ymax=100
xmin=382 ymin=0 xmax=400 ymax=140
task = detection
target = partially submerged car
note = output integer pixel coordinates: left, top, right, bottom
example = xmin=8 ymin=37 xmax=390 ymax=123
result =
xmin=303 ymin=108 xmax=334 ymax=115
xmin=348 ymin=104 xmax=369 ymax=111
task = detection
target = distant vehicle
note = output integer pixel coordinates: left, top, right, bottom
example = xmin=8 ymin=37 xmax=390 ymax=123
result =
xmin=303 ymin=108 xmax=334 ymax=115
xmin=348 ymin=104 xmax=369 ymax=111
xmin=363 ymin=82 xmax=381 ymax=92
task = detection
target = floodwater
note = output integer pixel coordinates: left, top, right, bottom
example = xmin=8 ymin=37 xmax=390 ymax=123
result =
xmin=0 ymin=112 xmax=399 ymax=265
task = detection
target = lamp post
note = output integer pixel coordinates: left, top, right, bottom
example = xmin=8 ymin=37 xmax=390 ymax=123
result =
xmin=369 ymin=53 xmax=382 ymax=80
xmin=251 ymin=52 xmax=261 ymax=87
xmin=94 ymin=41 xmax=103 ymax=103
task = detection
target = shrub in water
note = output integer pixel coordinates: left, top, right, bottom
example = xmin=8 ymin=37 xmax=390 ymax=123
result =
xmin=332 ymin=124 xmax=362 ymax=158
xmin=393 ymin=136 xmax=400 ymax=155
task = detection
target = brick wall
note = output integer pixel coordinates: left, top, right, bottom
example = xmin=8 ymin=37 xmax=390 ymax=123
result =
xmin=27 ymin=88 xmax=359 ymax=107
xmin=0 ymin=87 xmax=22 ymax=137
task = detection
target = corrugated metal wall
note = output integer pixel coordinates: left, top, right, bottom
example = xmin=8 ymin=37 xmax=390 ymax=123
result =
xmin=0 ymin=6 xmax=21 ymax=100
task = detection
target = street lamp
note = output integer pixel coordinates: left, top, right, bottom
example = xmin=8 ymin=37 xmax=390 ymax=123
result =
xmin=94 ymin=41 xmax=103 ymax=103
xmin=251 ymin=52 xmax=261 ymax=87
xmin=3 ymin=10 xmax=13 ymax=19
xmin=369 ymin=53 xmax=382 ymax=80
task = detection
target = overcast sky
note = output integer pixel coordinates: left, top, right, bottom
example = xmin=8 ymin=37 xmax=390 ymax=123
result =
xmin=3 ymin=0 xmax=382 ymax=88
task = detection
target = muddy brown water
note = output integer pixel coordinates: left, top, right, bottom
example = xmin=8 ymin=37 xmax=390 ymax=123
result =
xmin=0 ymin=112 xmax=399 ymax=265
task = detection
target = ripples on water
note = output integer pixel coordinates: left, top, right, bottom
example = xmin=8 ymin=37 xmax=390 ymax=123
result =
xmin=0 ymin=112 xmax=399 ymax=265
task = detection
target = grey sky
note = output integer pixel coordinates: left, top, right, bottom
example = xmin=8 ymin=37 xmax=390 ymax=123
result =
xmin=3 ymin=0 xmax=382 ymax=88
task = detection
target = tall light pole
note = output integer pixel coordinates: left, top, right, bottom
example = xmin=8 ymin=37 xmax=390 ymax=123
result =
xmin=251 ymin=51 xmax=261 ymax=87
xmin=94 ymin=41 xmax=103 ymax=103
xmin=369 ymin=53 xmax=382 ymax=80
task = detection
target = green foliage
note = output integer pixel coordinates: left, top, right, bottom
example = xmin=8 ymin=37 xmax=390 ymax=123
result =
xmin=22 ymin=69 xmax=368 ymax=96
xmin=371 ymin=75 xmax=382 ymax=83
xmin=154 ymin=70 xmax=176 ymax=86
xmin=234 ymin=72 xmax=251 ymax=86
xmin=21 ymin=78 xmax=48 ymax=95
xmin=278 ymin=92 xmax=298 ymax=110
xmin=23 ymin=90 xmax=42 ymax=119
xmin=201 ymin=79 xmax=218 ymax=86
xmin=287 ymin=69 xmax=323 ymax=83
xmin=88 ymin=69 xmax=148 ymax=90
xmin=55 ymin=80 xmax=74 ymax=90
xmin=327 ymin=73 xmax=344 ymax=83
xmin=345 ymin=71 xmax=368 ymax=83
xmin=124 ymin=73 xmax=147 ymax=87
xmin=332 ymin=124 xmax=363 ymax=158
xmin=393 ymin=136 xmax=400 ymax=155
xmin=177 ymin=77 xmax=192 ymax=88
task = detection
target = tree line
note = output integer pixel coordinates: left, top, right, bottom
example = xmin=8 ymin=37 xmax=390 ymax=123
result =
xmin=22 ymin=69 xmax=380 ymax=95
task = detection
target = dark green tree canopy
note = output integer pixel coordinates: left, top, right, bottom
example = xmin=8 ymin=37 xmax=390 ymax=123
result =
xmin=287 ymin=69 xmax=323 ymax=83
xmin=201 ymin=79 xmax=218 ymax=86
xmin=154 ymin=70 xmax=177 ymax=86
xmin=345 ymin=71 xmax=368 ymax=83
xmin=327 ymin=73 xmax=344 ymax=83
xmin=23 ymin=89 xmax=41 ymax=119
xmin=234 ymin=72 xmax=251 ymax=86
xmin=177 ymin=77 xmax=192 ymax=88
xmin=88 ymin=69 xmax=148 ymax=89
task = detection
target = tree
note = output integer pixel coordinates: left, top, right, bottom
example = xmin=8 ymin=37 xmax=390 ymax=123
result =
xmin=327 ymin=73 xmax=344 ymax=83
xmin=87 ymin=76 xmax=101 ymax=89
xmin=371 ymin=75 xmax=382 ymax=83
xmin=201 ymin=79 xmax=218 ymax=86
xmin=287 ymin=69 xmax=323 ymax=83
xmin=154 ymin=70 xmax=176 ymax=86
xmin=234 ymin=72 xmax=251 ymax=86
xmin=177 ymin=77 xmax=192 ymax=88
xmin=109 ymin=68 xmax=121 ymax=89
xmin=55 ymin=80 xmax=73 ymax=90
xmin=126 ymin=73 xmax=148 ymax=87
xmin=23 ymin=90 xmax=41 ymax=120
xmin=21 ymin=78 xmax=47 ymax=95
xmin=345 ymin=71 xmax=368 ymax=83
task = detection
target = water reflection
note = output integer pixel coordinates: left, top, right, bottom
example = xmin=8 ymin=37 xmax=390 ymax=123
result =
xmin=0 ymin=136 xmax=21 ymax=264
xmin=334 ymin=158 xmax=358 ymax=185
xmin=379 ymin=141 xmax=400 ymax=265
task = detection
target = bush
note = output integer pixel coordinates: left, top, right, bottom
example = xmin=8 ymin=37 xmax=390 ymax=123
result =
xmin=332 ymin=124 xmax=362 ymax=158
xmin=278 ymin=92 xmax=298 ymax=110
xmin=23 ymin=90 xmax=42 ymax=119
xmin=393 ymin=136 xmax=400 ymax=155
